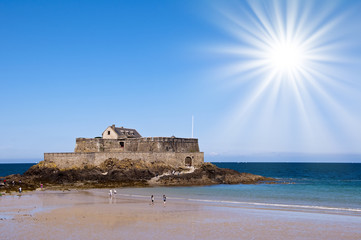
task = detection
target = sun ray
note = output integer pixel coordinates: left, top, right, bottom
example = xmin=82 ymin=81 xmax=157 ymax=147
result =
xmin=206 ymin=0 xmax=361 ymax=153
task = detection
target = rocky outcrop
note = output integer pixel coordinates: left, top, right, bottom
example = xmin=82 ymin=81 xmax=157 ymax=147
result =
xmin=1 ymin=159 xmax=274 ymax=192
xmin=157 ymin=163 xmax=272 ymax=186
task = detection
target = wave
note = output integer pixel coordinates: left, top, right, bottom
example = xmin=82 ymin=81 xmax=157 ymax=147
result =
xmin=186 ymin=198 xmax=361 ymax=213
xmin=117 ymin=193 xmax=361 ymax=214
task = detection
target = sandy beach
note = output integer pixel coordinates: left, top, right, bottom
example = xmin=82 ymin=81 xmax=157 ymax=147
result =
xmin=0 ymin=189 xmax=360 ymax=240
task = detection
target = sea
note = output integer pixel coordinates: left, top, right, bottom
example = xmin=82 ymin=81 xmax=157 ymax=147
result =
xmin=1 ymin=162 xmax=361 ymax=214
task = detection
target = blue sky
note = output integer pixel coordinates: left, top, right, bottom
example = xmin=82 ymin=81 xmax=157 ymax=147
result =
xmin=1 ymin=0 xmax=361 ymax=162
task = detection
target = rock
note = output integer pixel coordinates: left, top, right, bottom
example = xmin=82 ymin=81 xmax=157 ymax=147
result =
xmin=3 ymin=159 xmax=274 ymax=191
xmin=158 ymin=163 xmax=273 ymax=185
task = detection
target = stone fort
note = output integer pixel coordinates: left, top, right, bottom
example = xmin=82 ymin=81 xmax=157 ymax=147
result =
xmin=44 ymin=125 xmax=204 ymax=169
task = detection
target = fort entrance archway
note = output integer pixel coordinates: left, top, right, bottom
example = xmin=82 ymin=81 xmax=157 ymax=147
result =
xmin=185 ymin=157 xmax=192 ymax=167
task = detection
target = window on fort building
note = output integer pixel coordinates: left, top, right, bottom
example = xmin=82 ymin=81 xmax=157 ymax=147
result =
xmin=119 ymin=142 xmax=124 ymax=148
xmin=108 ymin=131 xmax=110 ymax=135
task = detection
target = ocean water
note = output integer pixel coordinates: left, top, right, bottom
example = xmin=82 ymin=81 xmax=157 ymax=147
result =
xmin=211 ymin=162 xmax=361 ymax=210
xmin=0 ymin=163 xmax=35 ymax=177
xmin=1 ymin=162 xmax=361 ymax=214
xmin=116 ymin=162 xmax=361 ymax=214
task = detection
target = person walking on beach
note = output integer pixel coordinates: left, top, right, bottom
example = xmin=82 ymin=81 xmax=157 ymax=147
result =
xmin=19 ymin=187 xmax=22 ymax=194
xmin=151 ymin=195 xmax=154 ymax=205
xmin=163 ymin=195 xmax=166 ymax=207
xmin=109 ymin=189 xmax=113 ymax=198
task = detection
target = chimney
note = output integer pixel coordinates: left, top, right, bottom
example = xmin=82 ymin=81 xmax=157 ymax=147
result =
xmin=111 ymin=124 xmax=115 ymax=129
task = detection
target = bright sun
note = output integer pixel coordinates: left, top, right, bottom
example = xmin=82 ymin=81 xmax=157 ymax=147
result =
xmin=266 ymin=40 xmax=305 ymax=74
xmin=209 ymin=0 xmax=358 ymax=153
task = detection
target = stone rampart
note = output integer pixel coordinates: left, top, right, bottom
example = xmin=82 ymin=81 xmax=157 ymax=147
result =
xmin=44 ymin=152 xmax=204 ymax=170
xmin=75 ymin=137 xmax=200 ymax=153
xmin=44 ymin=153 xmax=96 ymax=169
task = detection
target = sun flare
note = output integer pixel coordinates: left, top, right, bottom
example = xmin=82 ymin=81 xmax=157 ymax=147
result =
xmin=266 ymin=40 xmax=305 ymax=74
xmin=208 ymin=0 xmax=359 ymax=152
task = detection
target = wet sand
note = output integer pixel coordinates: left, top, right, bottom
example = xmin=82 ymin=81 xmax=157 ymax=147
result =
xmin=0 ymin=189 xmax=360 ymax=240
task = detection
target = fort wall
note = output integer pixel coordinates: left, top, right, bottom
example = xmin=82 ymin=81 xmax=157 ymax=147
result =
xmin=74 ymin=137 xmax=200 ymax=153
xmin=44 ymin=152 xmax=204 ymax=169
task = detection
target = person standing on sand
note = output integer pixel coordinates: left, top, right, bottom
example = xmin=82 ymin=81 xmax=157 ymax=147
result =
xmin=109 ymin=189 xmax=113 ymax=198
xmin=151 ymin=195 xmax=154 ymax=205
xmin=19 ymin=187 xmax=22 ymax=193
xmin=163 ymin=195 xmax=166 ymax=207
